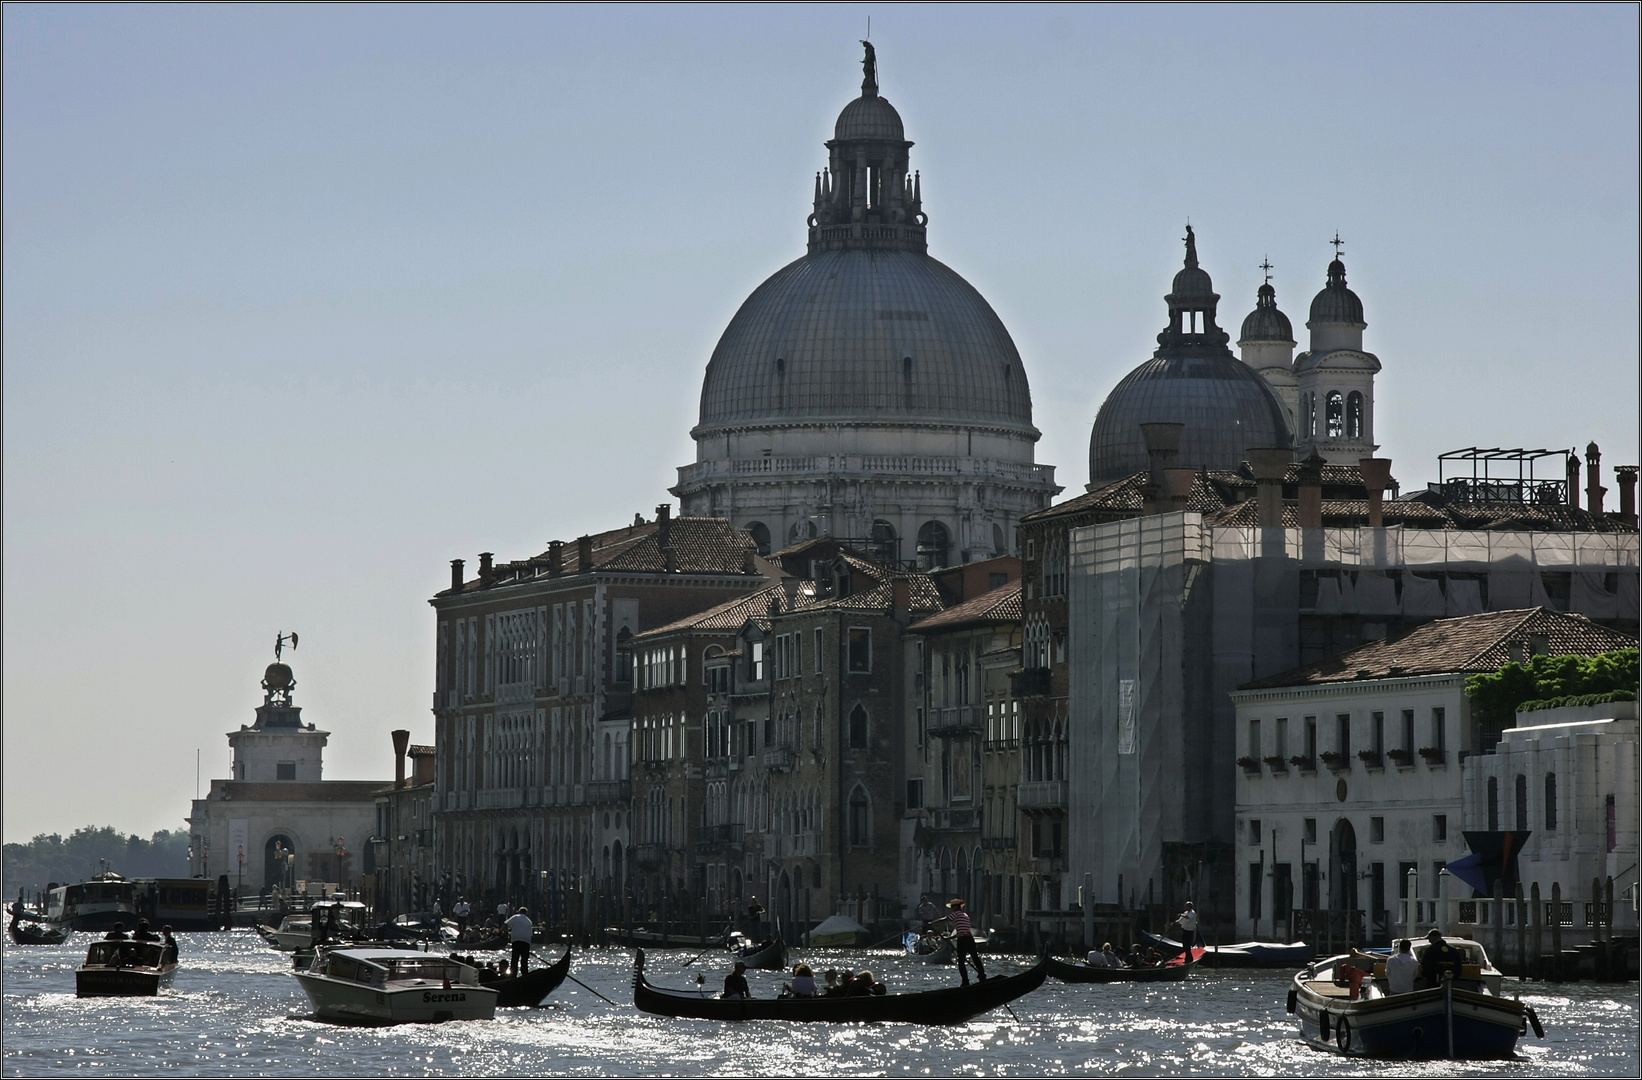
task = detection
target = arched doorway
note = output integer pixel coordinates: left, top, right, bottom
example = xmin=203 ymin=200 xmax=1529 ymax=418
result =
xmin=264 ymin=834 xmax=295 ymax=890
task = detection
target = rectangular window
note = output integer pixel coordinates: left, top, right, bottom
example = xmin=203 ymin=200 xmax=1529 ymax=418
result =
xmin=750 ymin=640 xmax=764 ymax=681
xmin=1336 ymin=714 xmax=1351 ymax=759
xmin=1249 ymin=863 xmax=1263 ymax=921
xmin=916 ymin=707 xmax=925 ymax=747
xmin=1248 ymin=718 xmax=1261 ymax=758
xmin=1370 ymin=816 xmax=1384 ymax=843
xmin=1545 ymin=773 xmax=1557 ymax=831
xmin=276 ymin=762 xmax=296 ymax=781
xmin=906 ymin=778 xmax=923 ymax=810
xmin=1398 ymin=861 xmax=1417 ymax=899
xmin=1304 ymin=717 xmax=1317 ymax=761
xmin=1248 ymin=818 xmax=1262 ymax=844
xmin=1275 ymin=718 xmax=1288 ymax=759
xmin=847 ymin=627 xmax=871 ymax=672
xmin=1372 ymin=712 xmax=1384 ymax=756
xmin=1402 ymin=709 xmax=1415 ymax=755
xmin=1433 ymin=814 xmax=1447 ymax=843
xmin=1303 ymin=818 xmax=1317 ymax=843
xmin=1432 ymin=707 xmax=1446 ymax=753
xmin=815 ymin=628 xmax=824 ymax=673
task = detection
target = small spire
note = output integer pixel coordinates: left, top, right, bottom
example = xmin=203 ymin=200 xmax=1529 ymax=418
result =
xmin=860 ymin=40 xmax=878 ymax=98
xmin=814 ymin=171 xmax=822 ymax=205
xmin=913 ymin=170 xmax=921 ymax=204
xmin=1330 ymin=231 xmax=1345 ymax=260
xmin=1260 ymin=256 xmax=1273 ymax=285
xmin=1183 ymin=224 xmax=1199 ymax=269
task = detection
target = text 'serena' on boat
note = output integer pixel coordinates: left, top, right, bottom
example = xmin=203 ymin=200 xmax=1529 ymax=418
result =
xmin=294 ymin=948 xmax=498 ymax=1024
xmin=1287 ymin=937 xmax=1544 ymax=1058
xmin=75 ymin=939 xmax=177 ymax=997
xmin=632 ymin=949 xmax=1048 ymax=1024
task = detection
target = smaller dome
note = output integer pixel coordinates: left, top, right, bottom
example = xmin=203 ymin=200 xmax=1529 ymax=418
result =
xmin=834 ymin=94 xmax=905 ymax=142
xmin=1308 ymin=258 xmax=1365 ymax=326
xmin=1171 ymin=264 xmax=1214 ymax=298
xmin=1240 ymin=283 xmax=1294 ymax=343
xmin=264 ymin=662 xmax=293 ymax=690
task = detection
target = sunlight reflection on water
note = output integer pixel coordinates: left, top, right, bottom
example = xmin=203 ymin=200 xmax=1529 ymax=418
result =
xmin=4 ymin=931 xmax=1636 ymax=1076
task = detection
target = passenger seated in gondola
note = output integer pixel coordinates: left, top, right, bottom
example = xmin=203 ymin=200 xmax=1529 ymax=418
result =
xmin=846 ymin=970 xmax=884 ymax=996
xmin=132 ymin=918 xmax=159 ymax=941
xmin=103 ymin=922 xmax=129 ymax=940
xmin=780 ymin=962 xmax=817 ymax=998
xmin=1126 ymin=943 xmax=1145 ymax=967
xmin=721 ymin=961 xmax=751 ymax=999
xmin=1086 ymin=942 xmax=1124 ymax=967
xmin=1145 ymin=948 xmax=1165 ymax=967
xmin=821 ymin=969 xmax=842 ymax=995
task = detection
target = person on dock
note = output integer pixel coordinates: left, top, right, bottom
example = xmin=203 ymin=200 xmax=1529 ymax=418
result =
xmin=506 ymin=907 xmax=534 ymax=976
xmin=103 ymin=922 xmax=129 ymax=940
xmin=722 ymin=961 xmax=751 ymax=999
xmin=947 ymin=899 xmax=986 ymax=985
xmin=1386 ymin=938 xmax=1418 ymax=995
xmin=1419 ymin=929 xmax=1464 ymax=987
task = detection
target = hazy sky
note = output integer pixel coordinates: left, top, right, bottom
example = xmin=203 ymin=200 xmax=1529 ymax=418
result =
xmin=4 ymin=4 xmax=1637 ymax=843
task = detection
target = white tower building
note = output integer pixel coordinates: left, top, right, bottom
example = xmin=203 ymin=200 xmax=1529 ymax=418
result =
xmin=1238 ymin=270 xmax=1299 ymax=436
xmin=1293 ymin=252 xmax=1381 ymax=463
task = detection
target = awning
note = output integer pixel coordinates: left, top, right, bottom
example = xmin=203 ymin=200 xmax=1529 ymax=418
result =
xmin=1449 ymin=831 xmax=1531 ymax=896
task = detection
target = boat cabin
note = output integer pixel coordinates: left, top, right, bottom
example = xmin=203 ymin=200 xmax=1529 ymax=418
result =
xmin=313 ymin=949 xmax=479 ymax=989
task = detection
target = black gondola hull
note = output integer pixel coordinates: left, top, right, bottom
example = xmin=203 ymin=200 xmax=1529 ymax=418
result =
xmin=1046 ymin=956 xmax=1189 ymax=983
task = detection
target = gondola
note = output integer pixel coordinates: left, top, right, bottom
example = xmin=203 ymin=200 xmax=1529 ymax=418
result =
xmin=1138 ymin=927 xmax=1312 ymax=969
xmin=9 ymin=919 xmax=69 ymax=946
xmin=904 ymin=932 xmax=954 ymax=965
xmin=1046 ymin=954 xmax=1193 ymax=983
xmin=633 ymin=948 xmax=1047 ymax=1024
xmin=453 ymin=946 xmax=572 ymax=1007
xmin=737 ymin=937 xmax=787 ymax=971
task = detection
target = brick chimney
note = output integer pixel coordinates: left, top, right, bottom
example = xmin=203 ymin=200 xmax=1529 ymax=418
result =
xmin=548 ymin=540 xmax=564 ymax=577
xmin=1246 ymin=448 xmax=1291 ymax=528
xmin=478 ymin=551 xmax=494 ymax=587
xmin=1566 ymin=452 xmax=1582 ymax=510
xmin=892 ymin=577 xmax=911 ymax=620
xmin=1297 ymin=451 xmax=1325 ymax=529
xmin=577 ymin=535 xmax=593 ymax=574
xmin=1139 ymin=422 xmax=1184 ymax=516
xmin=1585 ymin=442 xmax=1606 ymax=514
xmin=449 ymin=558 xmax=465 ymax=593
xmin=656 ymin=504 xmax=673 ymax=572
xmin=391 ymin=729 xmax=410 ymax=788
xmin=743 ymin=546 xmax=759 ymax=575
xmin=1359 ymin=457 xmax=1393 ymax=528
xmin=1615 ymin=465 xmax=1638 ymax=523
xmin=1163 ymin=467 xmax=1196 ymax=513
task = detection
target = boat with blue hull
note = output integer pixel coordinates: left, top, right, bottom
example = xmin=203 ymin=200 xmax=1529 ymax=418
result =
xmin=1288 ymin=939 xmax=1541 ymax=1059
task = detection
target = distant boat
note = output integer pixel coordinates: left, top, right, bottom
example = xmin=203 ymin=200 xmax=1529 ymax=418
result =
xmin=806 ymin=914 xmax=870 ymax=948
xmin=904 ymin=932 xmax=954 ymax=965
xmin=737 ymin=937 xmax=787 ymax=970
xmin=1138 ymin=928 xmax=1313 ymax=968
xmin=1288 ymin=939 xmax=1538 ymax=1058
xmin=1046 ymin=950 xmax=1198 ymax=983
xmin=9 ymin=919 xmax=69 ymax=946
xmin=75 ymin=939 xmax=176 ymax=997
xmin=294 ymin=948 xmax=498 ymax=1025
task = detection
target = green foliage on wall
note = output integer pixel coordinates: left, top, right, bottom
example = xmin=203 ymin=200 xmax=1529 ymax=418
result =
xmin=1465 ymin=649 xmax=1639 ymax=727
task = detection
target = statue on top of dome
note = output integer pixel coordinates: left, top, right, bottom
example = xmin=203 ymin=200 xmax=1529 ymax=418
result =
xmin=1183 ymin=224 xmax=1199 ymax=269
xmin=860 ymin=40 xmax=878 ymax=96
xmin=274 ymin=631 xmax=298 ymax=661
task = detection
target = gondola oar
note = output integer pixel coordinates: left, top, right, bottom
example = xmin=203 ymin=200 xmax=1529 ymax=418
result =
xmin=565 ymin=972 xmax=620 ymax=1006
xmin=682 ymin=925 xmax=731 ymax=967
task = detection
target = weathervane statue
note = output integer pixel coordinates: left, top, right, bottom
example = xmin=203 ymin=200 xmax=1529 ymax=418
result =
xmin=274 ymin=631 xmax=298 ymax=661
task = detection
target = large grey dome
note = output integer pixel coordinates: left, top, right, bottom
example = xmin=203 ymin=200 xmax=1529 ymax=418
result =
xmin=694 ymin=248 xmax=1036 ymax=434
xmin=1089 ymin=356 xmax=1291 ymax=483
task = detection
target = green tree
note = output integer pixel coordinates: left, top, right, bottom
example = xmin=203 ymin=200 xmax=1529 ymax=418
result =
xmin=1466 ymin=649 xmax=1639 ymax=727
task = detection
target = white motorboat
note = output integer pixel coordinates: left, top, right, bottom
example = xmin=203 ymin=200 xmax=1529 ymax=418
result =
xmin=294 ymin=948 xmax=498 ymax=1024
xmin=261 ymin=900 xmax=370 ymax=951
xmin=261 ymin=914 xmax=312 ymax=951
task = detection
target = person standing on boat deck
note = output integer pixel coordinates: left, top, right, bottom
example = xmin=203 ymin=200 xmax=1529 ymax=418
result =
xmin=1386 ymin=938 xmax=1418 ymax=995
xmin=722 ymin=961 xmax=751 ymax=999
xmin=916 ymin=894 xmax=939 ymax=933
xmin=947 ymin=899 xmax=986 ymax=985
xmin=506 ymin=907 xmax=534 ymax=976
xmin=744 ymin=896 xmax=766 ymax=941
xmin=452 ymin=897 xmax=470 ymax=934
xmin=1419 ymin=929 xmax=1464 ymax=988
xmin=1173 ymin=902 xmax=1199 ymax=949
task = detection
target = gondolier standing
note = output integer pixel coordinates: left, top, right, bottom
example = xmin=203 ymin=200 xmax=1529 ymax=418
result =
xmin=1174 ymin=902 xmax=1199 ymax=949
xmin=506 ymin=907 xmax=534 ymax=976
xmin=947 ymin=899 xmax=986 ymax=985
xmin=915 ymin=894 xmax=939 ymax=933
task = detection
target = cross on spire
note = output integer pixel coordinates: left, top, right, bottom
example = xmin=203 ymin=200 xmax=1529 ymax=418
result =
xmin=1259 ymin=256 xmax=1273 ymax=284
xmin=1330 ymin=232 xmax=1345 ymax=260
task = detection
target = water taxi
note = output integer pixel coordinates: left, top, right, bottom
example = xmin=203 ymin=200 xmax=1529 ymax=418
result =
xmin=293 ymin=948 xmax=498 ymax=1024
xmin=75 ymin=939 xmax=177 ymax=997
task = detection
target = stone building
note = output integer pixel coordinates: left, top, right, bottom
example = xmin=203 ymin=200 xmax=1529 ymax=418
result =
xmin=673 ymin=44 xmax=1060 ymax=562
xmin=427 ymin=509 xmax=764 ymax=913
xmin=187 ymin=656 xmax=384 ymax=894
xmin=368 ymin=731 xmax=438 ymax=917
xmin=1230 ymin=608 xmax=1636 ymax=946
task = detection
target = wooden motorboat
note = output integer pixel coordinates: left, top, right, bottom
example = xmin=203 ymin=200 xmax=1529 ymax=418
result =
xmin=451 ymin=947 xmax=573 ymax=1007
xmin=75 ymin=939 xmax=177 ymax=997
xmin=294 ymin=948 xmax=498 ymax=1024
xmin=9 ymin=919 xmax=69 ymax=946
xmin=1288 ymin=939 xmax=1538 ymax=1058
xmin=904 ymin=932 xmax=954 ymax=965
xmin=1046 ymin=951 xmax=1197 ymax=983
xmin=633 ymin=949 xmax=1047 ymax=1024
xmin=1138 ymin=928 xmax=1312 ymax=969
xmin=737 ymin=937 xmax=787 ymax=971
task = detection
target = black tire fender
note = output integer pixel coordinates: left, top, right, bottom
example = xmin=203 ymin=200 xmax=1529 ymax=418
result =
xmin=1286 ymin=989 xmax=1298 ymax=1014
xmin=1319 ymin=1010 xmax=1331 ymax=1039
xmin=1335 ymin=1014 xmax=1351 ymax=1051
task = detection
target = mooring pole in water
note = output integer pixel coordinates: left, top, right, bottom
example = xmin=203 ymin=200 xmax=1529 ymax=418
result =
xmin=1444 ymin=973 xmax=1454 ymax=1058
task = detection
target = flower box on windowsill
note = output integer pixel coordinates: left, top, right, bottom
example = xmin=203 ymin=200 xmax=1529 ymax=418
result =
xmin=1263 ymin=756 xmax=1289 ymax=773
xmin=1418 ymin=746 xmax=1446 ymax=766
xmin=1289 ymin=755 xmax=1316 ymax=773
xmin=1320 ymin=751 xmax=1350 ymax=772
xmin=1238 ymin=756 xmax=1262 ymax=773
xmin=1357 ymin=750 xmax=1384 ymax=770
xmin=1386 ymin=748 xmax=1414 ymax=768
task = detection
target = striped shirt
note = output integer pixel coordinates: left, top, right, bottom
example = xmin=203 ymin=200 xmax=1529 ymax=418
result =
xmin=949 ymin=909 xmax=973 ymax=937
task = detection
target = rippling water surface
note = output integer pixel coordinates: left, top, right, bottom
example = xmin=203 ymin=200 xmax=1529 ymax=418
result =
xmin=4 ymin=932 xmax=1637 ymax=1076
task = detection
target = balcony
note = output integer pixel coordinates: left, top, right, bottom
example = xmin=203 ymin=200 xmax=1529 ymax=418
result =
xmin=1010 ymin=667 xmax=1052 ymax=698
xmin=632 ymin=843 xmax=668 ymax=871
xmin=585 ymin=779 xmax=632 ymax=804
xmin=1017 ymin=780 xmax=1067 ymax=811
xmin=927 ymin=706 xmax=982 ymax=738
xmin=694 ymin=823 xmax=744 ymax=849
xmin=931 ymin=807 xmax=976 ymax=832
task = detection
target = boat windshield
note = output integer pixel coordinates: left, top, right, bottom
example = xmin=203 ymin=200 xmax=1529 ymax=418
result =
xmin=385 ymin=958 xmax=472 ymax=985
xmin=85 ymin=941 xmax=164 ymax=968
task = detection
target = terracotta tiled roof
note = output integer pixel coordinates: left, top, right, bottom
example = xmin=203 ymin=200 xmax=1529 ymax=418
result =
xmin=1205 ymin=498 xmax=1452 ymax=529
xmin=1240 ymin=608 xmax=1637 ymax=690
xmin=634 ymin=582 xmax=792 ymax=640
xmin=407 ymin=745 xmax=435 ymax=757
xmin=908 ymin=579 xmax=1022 ymax=632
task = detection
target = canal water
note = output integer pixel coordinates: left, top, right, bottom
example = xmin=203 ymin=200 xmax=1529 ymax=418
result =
xmin=4 ymin=932 xmax=1636 ymax=1076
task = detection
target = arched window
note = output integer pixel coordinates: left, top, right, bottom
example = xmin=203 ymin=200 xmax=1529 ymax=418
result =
xmin=849 ymin=786 xmax=871 ymax=846
xmin=1346 ymin=391 xmax=1364 ymax=440
xmin=1326 ymin=391 xmax=1345 ymax=438
xmin=870 ymin=520 xmax=899 ymax=565
xmin=1487 ymin=776 xmax=1499 ymax=832
xmin=992 ymin=523 xmax=1007 ymax=556
xmin=1515 ymin=774 xmax=1529 ymax=832
xmin=916 ymin=521 xmax=950 ymax=570
xmin=745 ymin=522 xmax=771 ymax=556
xmin=1545 ymin=773 xmax=1557 ymax=831
xmin=849 ymin=704 xmax=868 ymax=750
